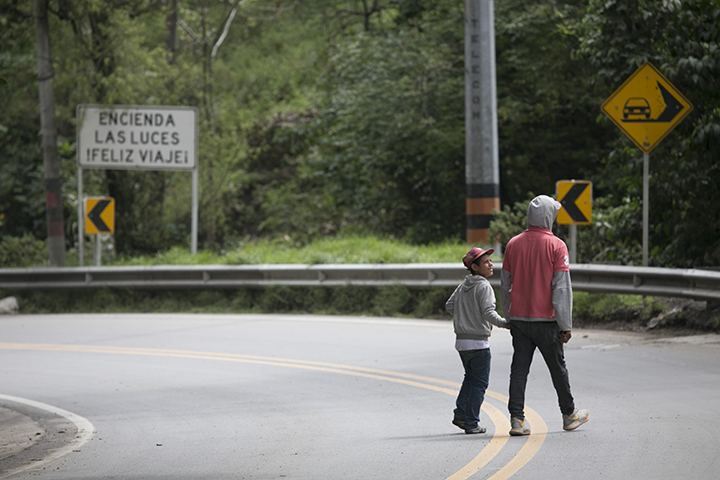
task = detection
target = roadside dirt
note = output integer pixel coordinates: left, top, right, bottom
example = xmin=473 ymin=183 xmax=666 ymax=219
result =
xmin=574 ymin=297 xmax=720 ymax=337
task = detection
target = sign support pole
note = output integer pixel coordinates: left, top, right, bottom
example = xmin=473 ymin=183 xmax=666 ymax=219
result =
xmin=191 ymin=168 xmax=198 ymax=254
xmin=569 ymin=224 xmax=577 ymax=264
xmin=78 ymin=166 xmax=84 ymax=267
xmin=643 ymin=152 xmax=649 ymax=266
xmin=93 ymin=234 xmax=101 ymax=266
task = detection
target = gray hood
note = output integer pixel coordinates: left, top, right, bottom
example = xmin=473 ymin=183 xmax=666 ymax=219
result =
xmin=527 ymin=195 xmax=560 ymax=230
xmin=461 ymin=274 xmax=485 ymax=292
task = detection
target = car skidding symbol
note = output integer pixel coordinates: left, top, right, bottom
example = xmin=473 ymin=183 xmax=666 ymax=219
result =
xmin=623 ymin=98 xmax=651 ymax=120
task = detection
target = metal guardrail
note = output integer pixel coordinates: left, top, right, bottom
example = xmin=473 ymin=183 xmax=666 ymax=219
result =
xmin=1 ymin=263 xmax=720 ymax=301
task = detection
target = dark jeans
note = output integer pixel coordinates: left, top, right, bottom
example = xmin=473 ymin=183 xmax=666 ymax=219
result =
xmin=454 ymin=348 xmax=491 ymax=429
xmin=508 ymin=321 xmax=575 ymax=419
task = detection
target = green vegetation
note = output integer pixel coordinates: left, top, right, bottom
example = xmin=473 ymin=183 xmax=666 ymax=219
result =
xmin=573 ymin=292 xmax=665 ymax=326
xmin=2 ymin=1 xmax=719 ymax=267
xmin=2 ymin=1 xmax=720 ymax=328
xmin=4 ymin=233 xmax=717 ymax=333
xmin=8 ymin=285 xmax=456 ymax=319
xmin=114 ymin=235 xmax=469 ymax=266
xmin=9 ymin=280 xmax=719 ymax=334
xmin=573 ymin=291 xmax=720 ymax=333
xmin=0 ymin=235 xmax=460 ymax=318
xmin=2 ymin=234 xmax=463 ymax=317
xmin=0 ymin=234 xmax=472 ymax=268
xmin=0 ymin=233 xmax=48 ymax=268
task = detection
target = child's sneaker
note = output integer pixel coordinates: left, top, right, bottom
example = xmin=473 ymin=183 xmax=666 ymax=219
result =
xmin=465 ymin=426 xmax=486 ymax=435
xmin=562 ymin=409 xmax=589 ymax=430
xmin=509 ymin=417 xmax=531 ymax=436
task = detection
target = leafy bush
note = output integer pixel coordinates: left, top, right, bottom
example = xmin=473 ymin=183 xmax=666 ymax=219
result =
xmin=413 ymin=287 xmax=456 ymax=318
xmin=573 ymin=292 xmax=666 ymax=327
xmin=7 ymin=285 xmax=454 ymax=319
xmin=372 ymin=284 xmax=412 ymax=316
xmin=489 ymin=194 xmax=535 ymax=247
xmin=0 ymin=234 xmax=47 ymax=268
xmin=490 ymin=194 xmax=644 ymax=265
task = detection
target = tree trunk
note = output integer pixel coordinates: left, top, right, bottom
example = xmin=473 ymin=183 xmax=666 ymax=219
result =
xmin=165 ymin=0 xmax=178 ymax=64
xmin=34 ymin=0 xmax=66 ymax=266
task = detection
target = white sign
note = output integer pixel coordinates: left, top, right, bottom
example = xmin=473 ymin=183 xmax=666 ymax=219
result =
xmin=77 ymin=105 xmax=197 ymax=171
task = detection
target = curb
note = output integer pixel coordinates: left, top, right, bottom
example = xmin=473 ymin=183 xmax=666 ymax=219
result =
xmin=0 ymin=395 xmax=95 ymax=478
xmin=0 ymin=407 xmax=44 ymax=464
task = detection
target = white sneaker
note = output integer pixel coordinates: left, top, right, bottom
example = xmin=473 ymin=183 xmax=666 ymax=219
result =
xmin=563 ymin=408 xmax=589 ymax=431
xmin=509 ymin=417 xmax=531 ymax=436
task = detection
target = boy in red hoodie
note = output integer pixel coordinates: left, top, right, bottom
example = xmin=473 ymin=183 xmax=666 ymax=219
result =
xmin=501 ymin=195 xmax=589 ymax=435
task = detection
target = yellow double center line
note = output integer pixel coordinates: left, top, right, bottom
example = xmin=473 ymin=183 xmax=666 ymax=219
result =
xmin=0 ymin=343 xmax=546 ymax=479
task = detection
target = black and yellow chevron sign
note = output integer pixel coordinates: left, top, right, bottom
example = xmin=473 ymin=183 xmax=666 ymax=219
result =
xmin=556 ymin=181 xmax=592 ymax=225
xmin=85 ymin=197 xmax=115 ymax=234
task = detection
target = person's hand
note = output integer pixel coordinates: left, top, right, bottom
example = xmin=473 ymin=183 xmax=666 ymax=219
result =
xmin=560 ymin=331 xmax=572 ymax=344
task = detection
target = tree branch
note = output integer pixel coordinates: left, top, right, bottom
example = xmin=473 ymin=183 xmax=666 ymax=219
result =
xmin=211 ymin=0 xmax=245 ymax=60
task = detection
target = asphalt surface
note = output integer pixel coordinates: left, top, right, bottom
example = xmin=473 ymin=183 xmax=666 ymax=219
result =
xmin=0 ymin=407 xmax=42 ymax=464
xmin=1 ymin=313 xmax=720 ymax=479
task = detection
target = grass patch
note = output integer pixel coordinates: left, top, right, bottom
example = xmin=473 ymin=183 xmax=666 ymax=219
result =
xmin=110 ymin=236 xmax=474 ymax=266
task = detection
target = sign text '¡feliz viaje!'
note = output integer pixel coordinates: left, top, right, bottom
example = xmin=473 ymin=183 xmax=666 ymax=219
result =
xmin=84 ymin=146 xmax=190 ymax=165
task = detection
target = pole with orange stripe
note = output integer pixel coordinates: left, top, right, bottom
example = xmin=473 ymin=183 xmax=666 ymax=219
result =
xmin=466 ymin=185 xmax=500 ymax=244
xmin=464 ymin=0 xmax=500 ymax=245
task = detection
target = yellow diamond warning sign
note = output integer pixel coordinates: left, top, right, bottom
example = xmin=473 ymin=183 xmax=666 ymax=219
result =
xmin=601 ymin=63 xmax=692 ymax=153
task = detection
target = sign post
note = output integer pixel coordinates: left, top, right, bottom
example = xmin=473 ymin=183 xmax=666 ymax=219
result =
xmin=556 ymin=180 xmax=592 ymax=264
xmin=601 ymin=63 xmax=692 ymax=266
xmin=76 ymin=105 xmax=198 ymax=266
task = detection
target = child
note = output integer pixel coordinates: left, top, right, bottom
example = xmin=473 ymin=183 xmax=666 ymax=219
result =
xmin=445 ymin=247 xmax=509 ymax=434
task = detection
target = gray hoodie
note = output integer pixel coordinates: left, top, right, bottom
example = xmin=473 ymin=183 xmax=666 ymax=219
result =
xmin=527 ymin=195 xmax=560 ymax=230
xmin=500 ymin=195 xmax=573 ymax=331
xmin=446 ymin=274 xmax=509 ymax=340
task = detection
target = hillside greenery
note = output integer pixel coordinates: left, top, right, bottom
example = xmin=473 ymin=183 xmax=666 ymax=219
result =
xmin=2 ymin=0 xmax=720 ymax=268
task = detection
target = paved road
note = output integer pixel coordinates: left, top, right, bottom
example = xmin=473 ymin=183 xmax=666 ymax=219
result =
xmin=1 ymin=313 xmax=719 ymax=479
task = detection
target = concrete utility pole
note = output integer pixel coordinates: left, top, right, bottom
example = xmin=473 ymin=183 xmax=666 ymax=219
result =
xmin=34 ymin=0 xmax=66 ymax=266
xmin=464 ymin=0 xmax=500 ymax=245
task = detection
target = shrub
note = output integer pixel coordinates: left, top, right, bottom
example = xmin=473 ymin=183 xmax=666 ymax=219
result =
xmin=413 ymin=287 xmax=454 ymax=318
xmin=372 ymin=284 xmax=412 ymax=316
xmin=0 ymin=234 xmax=47 ymax=267
xmin=572 ymin=292 xmax=666 ymax=326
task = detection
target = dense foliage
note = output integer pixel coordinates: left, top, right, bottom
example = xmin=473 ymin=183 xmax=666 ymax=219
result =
xmin=1 ymin=0 xmax=719 ymax=267
xmin=578 ymin=0 xmax=720 ymax=267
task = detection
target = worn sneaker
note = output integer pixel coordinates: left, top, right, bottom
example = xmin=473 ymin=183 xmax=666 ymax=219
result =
xmin=563 ymin=409 xmax=590 ymax=431
xmin=452 ymin=418 xmax=466 ymax=430
xmin=465 ymin=426 xmax=486 ymax=435
xmin=509 ymin=417 xmax=531 ymax=436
